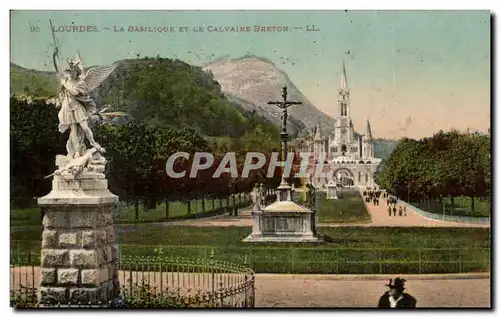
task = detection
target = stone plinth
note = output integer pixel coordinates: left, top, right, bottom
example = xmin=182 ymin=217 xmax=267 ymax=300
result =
xmin=243 ymin=201 xmax=322 ymax=243
xmin=326 ymin=184 xmax=338 ymax=200
xmin=37 ymin=172 xmax=120 ymax=306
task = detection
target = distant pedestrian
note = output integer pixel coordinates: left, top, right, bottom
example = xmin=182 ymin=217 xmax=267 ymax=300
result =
xmin=392 ymin=206 xmax=397 ymax=216
xmin=398 ymin=206 xmax=403 ymax=216
xmin=403 ymin=206 xmax=407 ymax=216
xmin=388 ymin=206 xmax=392 ymax=217
xmin=378 ymin=278 xmax=417 ymax=308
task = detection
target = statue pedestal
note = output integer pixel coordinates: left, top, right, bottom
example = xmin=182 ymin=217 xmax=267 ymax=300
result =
xmin=326 ymin=184 xmax=338 ymax=200
xmin=248 ymin=209 xmax=263 ymax=239
xmin=243 ymin=201 xmax=322 ymax=243
xmin=37 ymin=171 xmax=121 ymax=306
xmin=276 ymin=181 xmax=292 ymax=202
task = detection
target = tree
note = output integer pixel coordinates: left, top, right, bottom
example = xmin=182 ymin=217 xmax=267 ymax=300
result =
xmin=375 ymin=129 xmax=491 ymax=216
xmin=10 ymin=96 xmax=66 ymax=205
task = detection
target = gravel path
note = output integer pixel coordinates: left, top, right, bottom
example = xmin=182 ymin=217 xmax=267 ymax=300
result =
xmin=12 ymin=266 xmax=490 ymax=308
xmin=254 ymin=274 xmax=490 ymax=307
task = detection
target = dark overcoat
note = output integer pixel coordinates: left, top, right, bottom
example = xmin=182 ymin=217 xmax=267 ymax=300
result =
xmin=377 ymin=291 xmax=417 ymax=308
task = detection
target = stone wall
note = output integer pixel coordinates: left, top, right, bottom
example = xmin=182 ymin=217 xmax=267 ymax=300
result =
xmin=38 ymin=203 xmax=119 ymax=305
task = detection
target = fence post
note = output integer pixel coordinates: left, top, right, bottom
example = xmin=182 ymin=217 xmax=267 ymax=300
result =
xmin=165 ymin=200 xmax=169 ymax=218
xmin=291 ymin=248 xmax=295 ymax=274
xmin=418 ymin=250 xmax=422 ymax=274
xmin=210 ymin=248 xmax=215 ymax=306
xmin=243 ymin=255 xmax=249 ymax=307
xmin=378 ymin=249 xmax=382 ymax=274
xmin=458 ymin=249 xmax=462 ymax=273
xmin=335 ymin=249 xmax=339 ymax=274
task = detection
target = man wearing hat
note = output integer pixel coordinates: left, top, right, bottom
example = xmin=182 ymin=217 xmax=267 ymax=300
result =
xmin=377 ymin=277 xmax=417 ymax=308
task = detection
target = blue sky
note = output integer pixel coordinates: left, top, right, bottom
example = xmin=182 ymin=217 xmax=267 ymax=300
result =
xmin=10 ymin=10 xmax=490 ymax=138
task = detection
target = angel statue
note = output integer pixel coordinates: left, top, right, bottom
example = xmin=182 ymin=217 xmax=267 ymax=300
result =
xmin=251 ymin=183 xmax=262 ymax=211
xmin=53 ymin=46 xmax=118 ymax=160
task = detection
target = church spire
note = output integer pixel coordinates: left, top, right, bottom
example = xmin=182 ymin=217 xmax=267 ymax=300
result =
xmin=339 ymin=60 xmax=348 ymax=91
xmin=365 ymin=119 xmax=373 ymax=140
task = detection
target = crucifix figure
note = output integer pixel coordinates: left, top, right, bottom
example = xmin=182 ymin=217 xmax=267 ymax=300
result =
xmin=268 ymin=86 xmax=302 ymax=133
xmin=268 ymin=86 xmax=303 ymax=160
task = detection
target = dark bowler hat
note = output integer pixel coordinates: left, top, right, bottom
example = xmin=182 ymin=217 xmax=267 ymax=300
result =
xmin=386 ymin=277 xmax=406 ymax=291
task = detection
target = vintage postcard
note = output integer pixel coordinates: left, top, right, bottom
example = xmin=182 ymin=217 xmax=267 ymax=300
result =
xmin=9 ymin=10 xmax=490 ymax=308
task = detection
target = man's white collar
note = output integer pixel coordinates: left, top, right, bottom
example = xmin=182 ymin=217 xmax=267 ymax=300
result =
xmin=389 ymin=294 xmax=403 ymax=308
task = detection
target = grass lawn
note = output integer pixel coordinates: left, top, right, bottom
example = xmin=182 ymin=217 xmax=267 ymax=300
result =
xmin=11 ymin=225 xmax=490 ymax=274
xmin=11 ymin=195 xmax=250 ymax=227
xmin=317 ymin=190 xmax=371 ymax=224
xmin=412 ymin=196 xmax=490 ymax=218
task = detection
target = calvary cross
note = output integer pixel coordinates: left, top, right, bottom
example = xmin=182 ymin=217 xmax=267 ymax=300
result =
xmin=268 ymin=86 xmax=303 ymax=163
xmin=267 ymin=86 xmax=303 ymax=134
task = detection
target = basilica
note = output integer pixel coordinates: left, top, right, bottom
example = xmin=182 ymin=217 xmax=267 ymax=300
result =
xmin=293 ymin=62 xmax=381 ymax=188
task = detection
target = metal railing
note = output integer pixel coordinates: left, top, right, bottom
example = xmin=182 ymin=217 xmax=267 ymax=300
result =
xmin=10 ymin=251 xmax=255 ymax=308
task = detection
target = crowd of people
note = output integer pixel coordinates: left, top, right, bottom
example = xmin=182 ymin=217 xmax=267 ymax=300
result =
xmin=386 ymin=195 xmax=407 ymax=217
xmin=363 ymin=189 xmax=408 ymax=217
xmin=363 ymin=189 xmax=382 ymax=205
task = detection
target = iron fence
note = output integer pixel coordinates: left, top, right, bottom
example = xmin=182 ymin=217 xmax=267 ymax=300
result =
xmin=10 ymin=251 xmax=255 ymax=308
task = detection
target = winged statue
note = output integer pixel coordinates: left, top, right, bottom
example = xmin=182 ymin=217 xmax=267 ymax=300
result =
xmin=53 ymin=47 xmax=119 ymax=160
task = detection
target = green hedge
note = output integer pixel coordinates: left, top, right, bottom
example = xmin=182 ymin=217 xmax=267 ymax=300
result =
xmin=11 ymin=226 xmax=490 ymax=274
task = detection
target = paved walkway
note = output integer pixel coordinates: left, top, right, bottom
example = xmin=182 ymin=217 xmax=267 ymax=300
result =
xmin=255 ymin=274 xmax=490 ymax=307
xmin=361 ymin=197 xmax=490 ymax=228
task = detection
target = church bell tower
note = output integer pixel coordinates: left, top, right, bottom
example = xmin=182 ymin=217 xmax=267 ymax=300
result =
xmin=335 ymin=61 xmax=354 ymax=152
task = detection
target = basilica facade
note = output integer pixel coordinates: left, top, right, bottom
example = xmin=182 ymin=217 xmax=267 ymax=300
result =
xmin=294 ymin=62 xmax=381 ymax=188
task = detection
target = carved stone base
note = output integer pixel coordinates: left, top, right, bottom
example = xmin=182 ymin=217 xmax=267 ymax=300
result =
xmin=38 ymin=169 xmax=120 ymax=306
xmin=243 ymin=201 xmax=322 ymax=243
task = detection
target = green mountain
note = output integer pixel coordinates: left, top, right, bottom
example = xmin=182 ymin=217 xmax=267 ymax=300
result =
xmin=10 ymin=63 xmax=58 ymax=96
xmin=10 ymin=58 xmax=280 ymax=146
xmin=373 ymin=138 xmax=399 ymax=161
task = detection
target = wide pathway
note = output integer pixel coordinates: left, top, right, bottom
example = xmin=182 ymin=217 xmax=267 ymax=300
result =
xmin=255 ymin=273 xmax=490 ymax=307
xmin=11 ymin=266 xmax=490 ymax=308
xmin=361 ymin=196 xmax=490 ymax=228
xmin=153 ymin=198 xmax=489 ymax=228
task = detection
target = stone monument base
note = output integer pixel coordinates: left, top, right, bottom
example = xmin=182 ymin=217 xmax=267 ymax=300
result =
xmin=243 ymin=201 xmax=322 ymax=243
xmin=37 ymin=171 xmax=120 ymax=306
